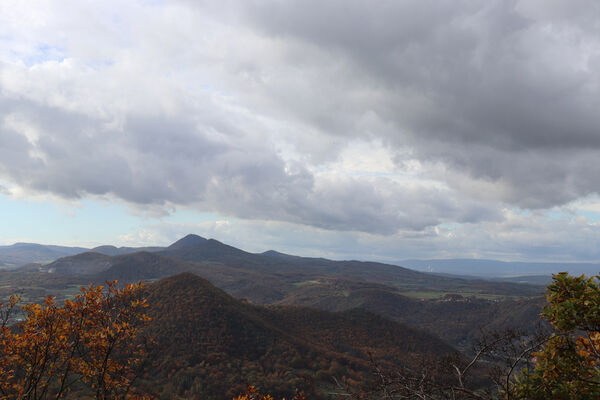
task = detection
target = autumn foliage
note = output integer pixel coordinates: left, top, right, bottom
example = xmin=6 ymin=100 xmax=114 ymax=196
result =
xmin=7 ymin=270 xmax=600 ymax=399
xmin=233 ymin=385 xmax=306 ymax=400
xmin=0 ymin=281 xmax=151 ymax=400
xmin=512 ymin=272 xmax=600 ymax=398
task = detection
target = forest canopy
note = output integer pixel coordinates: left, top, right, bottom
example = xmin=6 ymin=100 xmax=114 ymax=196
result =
xmin=2 ymin=273 xmax=600 ymax=399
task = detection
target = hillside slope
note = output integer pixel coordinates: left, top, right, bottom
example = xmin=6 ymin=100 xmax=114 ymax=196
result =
xmin=90 ymin=245 xmax=165 ymax=256
xmin=141 ymin=273 xmax=458 ymax=399
xmin=277 ymin=279 xmax=545 ymax=349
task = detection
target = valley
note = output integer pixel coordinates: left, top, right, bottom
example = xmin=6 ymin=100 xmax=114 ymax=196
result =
xmin=0 ymin=234 xmax=549 ymax=398
xmin=137 ymin=273 xmax=461 ymax=399
xmin=0 ymin=235 xmax=546 ymax=350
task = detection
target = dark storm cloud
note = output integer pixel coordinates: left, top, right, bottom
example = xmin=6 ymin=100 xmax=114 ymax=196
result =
xmin=229 ymin=0 xmax=600 ymax=208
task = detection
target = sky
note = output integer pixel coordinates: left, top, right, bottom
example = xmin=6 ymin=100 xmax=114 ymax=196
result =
xmin=1 ymin=0 xmax=600 ymax=262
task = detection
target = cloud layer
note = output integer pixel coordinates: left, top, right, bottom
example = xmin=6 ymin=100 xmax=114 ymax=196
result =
xmin=1 ymin=1 xmax=600 ymax=259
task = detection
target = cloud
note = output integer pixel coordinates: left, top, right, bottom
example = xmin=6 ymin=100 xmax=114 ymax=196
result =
xmin=225 ymin=0 xmax=600 ymax=208
xmin=0 ymin=184 xmax=10 ymax=196
xmin=115 ymin=206 xmax=600 ymax=262
xmin=1 ymin=0 xmax=600 ymax=250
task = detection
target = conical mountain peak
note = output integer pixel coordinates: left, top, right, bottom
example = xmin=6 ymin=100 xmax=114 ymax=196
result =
xmin=167 ymin=234 xmax=207 ymax=250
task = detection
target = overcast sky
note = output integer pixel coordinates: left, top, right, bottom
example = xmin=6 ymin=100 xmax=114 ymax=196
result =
xmin=1 ymin=0 xmax=600 ymax=262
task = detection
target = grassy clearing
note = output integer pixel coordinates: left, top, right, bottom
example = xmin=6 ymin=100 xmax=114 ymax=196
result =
xmin=399 ymin=290 xmax=524 ymax=301
xmin=293 ymin=280 xmax=321 ymax=287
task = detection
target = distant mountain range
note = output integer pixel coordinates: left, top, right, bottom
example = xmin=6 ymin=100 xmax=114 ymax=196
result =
xmin=3 ymin=236 xmax=598 ymax=281
xmin=89 ymin=245 xmax=165 ymax=256
xmin=0 ymin=243 xmax=88 ymax=267
xmin=28 ymin=234 xmax=542 ymax=301
xmin=399 ymin=258 xmax=600 ymax=280
xmin=0 ymin=242 xmax=165 ymax=268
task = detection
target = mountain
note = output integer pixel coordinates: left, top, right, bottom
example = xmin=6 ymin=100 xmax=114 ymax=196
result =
xmin=26 ymin=243 xmax=544 ymax=349
xmin=399 ymin=258 xmax=600 ymax=278
xmin=90 ymin=245 xmax=164 ymax=256
xmin=23 ymin=247 xmax=290 ymax=303
xmin=39 ymin=251 xmax=200 ymax=282
xmin=22 ymin=234 xmax=543 ymax=305
xmin=93 ymin=252 xmax=200 ymax=282
xmin=4 ymin=235 xmax=545 ymax=302
xmin=140 ymin=273 xmax=459 ymax=399
xmin=159 ymin=236 xmax=543 ymax=300
xmin=160 ymin=237 xmax=268 ymax=269
xmin=166 ymin=233 xmax=207 ymax=250
xmin=0 ymin=243 xmax=88 ymax=267
xmin=0 ymin=241 xmax=165 ymax=268
xmin=43 ymin=252 xmax=113 ymax=275
xmin=261 ymin=249 xmax=310 ymax=262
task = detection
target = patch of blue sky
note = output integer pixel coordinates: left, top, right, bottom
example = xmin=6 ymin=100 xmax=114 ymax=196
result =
xmin=545 ymin=209 xmax=572 ymax=221
xmin=24 ymin=44 xmax=65 ymax=67
xmin=0 ymin=195 xmax=61 ymax=244
xmin=502 ymin=206 xmax=599 ymax=223
xmin=0 ymin=190 xmax=232 ymax=246
xmin=437 ymin=222 xmax=460 ymax=231
xmin=0 ymin=195 xmax=138 ymax=246
xmin=575 ymin=210 xmax=600 ymax=223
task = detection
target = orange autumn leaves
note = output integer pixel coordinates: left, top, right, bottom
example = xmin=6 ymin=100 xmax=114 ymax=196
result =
xmin=0 ymin=281 xmax=151 ymax=400
xmin=233 ymin=385 xmax=306 ymax=400
xmin=576 ymin=331 xmax=600 ymax=366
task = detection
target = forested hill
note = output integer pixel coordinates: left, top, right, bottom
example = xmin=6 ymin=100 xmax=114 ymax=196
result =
xmin=278 ymin=279 xmax=546 ymax=348
xmin=157 ymin=234 xmax=542 ymax=299
xmin=140 ymin=273 xmax=459 ymax=399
